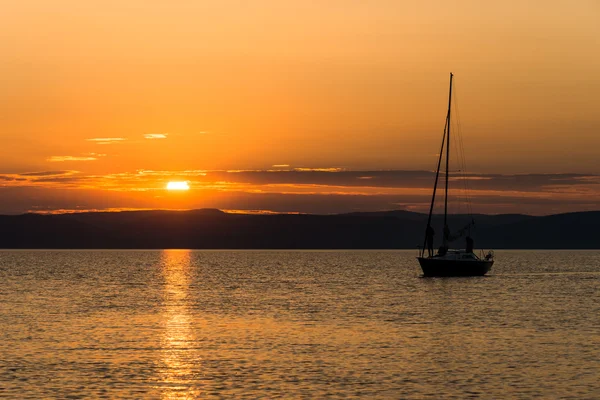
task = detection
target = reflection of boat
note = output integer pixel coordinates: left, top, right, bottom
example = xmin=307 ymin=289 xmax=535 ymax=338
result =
xmin=417 ymin=73 xmax=494 ymax=277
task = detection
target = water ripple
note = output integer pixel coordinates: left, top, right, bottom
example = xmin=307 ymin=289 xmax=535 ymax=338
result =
xmin=0 ymin=250 xmax=599 ymax=398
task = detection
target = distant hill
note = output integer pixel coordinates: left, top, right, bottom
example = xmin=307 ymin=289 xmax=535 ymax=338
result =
xmin=0 ymin=209 xmax=599 ymax=249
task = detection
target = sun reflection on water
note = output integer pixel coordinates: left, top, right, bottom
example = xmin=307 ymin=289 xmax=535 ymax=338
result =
xmin=160 ymin=249 xmax=201 ymax=399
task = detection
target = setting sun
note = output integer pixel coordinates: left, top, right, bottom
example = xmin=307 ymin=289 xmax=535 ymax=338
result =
xmin=166 ymin=181 xmax=190 ymax=191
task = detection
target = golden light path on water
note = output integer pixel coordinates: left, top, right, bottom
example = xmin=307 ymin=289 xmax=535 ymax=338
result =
xmin=159 ymin=250 xmax=200 ymax=399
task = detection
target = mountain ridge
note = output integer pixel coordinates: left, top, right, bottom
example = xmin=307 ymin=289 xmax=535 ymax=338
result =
xmin=1 ymin=209 xmax=598 ymax=249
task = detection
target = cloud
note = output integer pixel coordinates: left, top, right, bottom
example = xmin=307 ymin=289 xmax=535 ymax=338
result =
xmin=1 ymin=168 xmax=599 ymax=215
xmin=272 ymin=164 xmax=290 ymax=168
xmin=223 ymin=209 xmax=302 ymax=215
xmin=86 ymin=138 xmax=127 ymax=144
xmin=47 ymin=156 xmax=99 ymax=162
xmin=34 ymin=176 xmax=86 ymax=184
xmin=0 ymin=171 xmax=86 ymax=189
xmin=27 ymin=206 xmax=159 ymax=215
xmin=144 ymin=133 xmax=168 ymax=139
xmin=5 ymin=168 xmax=600 ymax=195
xmin=18 ymin=170 xmax=78 ymax=177
xmin=293 ymin=167 xmax=343 ymax=172
xmin=0 ymin=176 xmax=26 ymax=182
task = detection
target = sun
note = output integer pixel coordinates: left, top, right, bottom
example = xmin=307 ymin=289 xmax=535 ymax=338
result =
xmin=166 ymin=181 xmax=190 ymax=191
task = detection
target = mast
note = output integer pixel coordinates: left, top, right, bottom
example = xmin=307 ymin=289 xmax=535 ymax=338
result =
xmin=421 ymin=121 xmax=446 ymax=256
xmin=421 ymin=73 xmax=452 ymax=256
xmin=443 ymin=72 xmax=453 ymax=245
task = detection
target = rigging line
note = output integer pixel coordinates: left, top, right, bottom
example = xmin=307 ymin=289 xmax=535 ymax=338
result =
xmin=458 ymin=119 xmax=474 ymax=218
xmin=450 ymin=83 xmax=466 ymax=217
xmin=443 ymin=72 xmax=453 ymax=243
xmin=451 ymin=117 xmax=463 ymax=216
xmin=458 ymin=129 xmax=474 ymax=218
xmin=454 ymin=121 xmax=468 ymax=215
xmin=452 ymin=80 xmax=474 ymax=218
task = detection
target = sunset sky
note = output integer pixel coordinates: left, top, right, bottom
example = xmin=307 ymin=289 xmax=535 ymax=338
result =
xmin=1 ymin=1 xmax=599 ymax=215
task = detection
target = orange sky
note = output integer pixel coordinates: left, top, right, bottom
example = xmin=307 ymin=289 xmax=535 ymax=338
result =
xmin=1 ymin=1 xmax=599 ymax=214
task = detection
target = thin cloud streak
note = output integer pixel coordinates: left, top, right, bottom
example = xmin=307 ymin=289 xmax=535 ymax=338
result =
xmin=18 ymin=170 xmax=78 ymax=177
xmin=47 ymin=156 xmax=99 ymax=162
xmin=294 ymin=167 xmax=344 ymax=172
xmin=144 ymin=133 xmax=168 ymax=139
xmin=86 ymin=138 xmax=127 ymax=144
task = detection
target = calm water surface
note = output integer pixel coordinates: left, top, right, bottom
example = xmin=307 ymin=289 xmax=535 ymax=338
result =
xmin=1 ymin=250 xmax=599 ymax=399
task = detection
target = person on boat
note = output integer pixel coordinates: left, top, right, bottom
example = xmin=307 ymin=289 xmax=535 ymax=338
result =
xmin=426 ymin=225 xmax=435 ymax=257
xmin=466 ymin=236 xmax=474 ymax=253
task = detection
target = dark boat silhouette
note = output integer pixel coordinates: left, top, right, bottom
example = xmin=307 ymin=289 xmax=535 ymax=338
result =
xmin=417 ymin=73 xmax=494 ymax=277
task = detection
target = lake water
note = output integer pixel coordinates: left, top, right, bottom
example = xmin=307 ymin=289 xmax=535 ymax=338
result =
xmin=1 ymin=250 xmax=598 ymax=399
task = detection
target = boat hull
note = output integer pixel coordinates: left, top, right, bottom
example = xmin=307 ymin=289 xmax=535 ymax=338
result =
xmin=417 ymin=257 xmax=493 ymax=277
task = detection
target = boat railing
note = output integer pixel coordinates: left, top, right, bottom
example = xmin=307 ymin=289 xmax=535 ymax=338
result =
xmin=479 ymin=249 xmax=495 ymax=260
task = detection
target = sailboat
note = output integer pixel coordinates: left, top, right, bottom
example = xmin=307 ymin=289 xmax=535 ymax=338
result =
xmin=417 ymin=73 xmax=494 ymax=277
